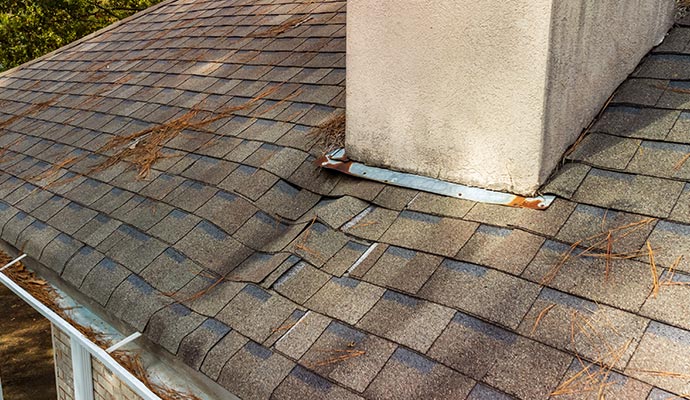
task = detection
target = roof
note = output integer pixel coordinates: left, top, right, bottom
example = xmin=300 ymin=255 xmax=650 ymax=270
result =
xmin=1 ymin=1 xmax=690 ymax=398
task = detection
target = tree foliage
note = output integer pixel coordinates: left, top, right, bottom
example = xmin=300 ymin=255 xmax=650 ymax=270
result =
xmin=0 ymin=0 xmax=162 ymax=71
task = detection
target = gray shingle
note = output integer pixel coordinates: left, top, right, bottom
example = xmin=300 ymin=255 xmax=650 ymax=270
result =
xmin=357 ymin=290 xmax=454 ymax=353
xmin=456 ymin=225 xmax=545 ymax=275
xmin=626 ymin=322 xmax=690 ymax=395
xmin=216 ymin=285 xmax=297 ymax=343
xmin=381 ymin=211 xmax=477 ymax=258
xmin=178 ymin=318 xmax=231 ymax=370
xmin=364 ymin=347 xmax=475 ymax=400
xmin=522 ymin=241 xmax=654 ymax=312
xmin=175 ymin=220 xmax=253 ymax=275
xmin=80 ymin=257 xmax=130 ymax=306
xmin=105 ymin=274 xmax=173 ymax=331
xmin=273 ymin=366 xmax=363 ymax=400
xmin=300 ymin=321 xmax=397 ymax=393
xmin=573 ymin=169 xmax=683 ymax=218
xmin=145 ymin=303 xmax=206 ymax=354
xmin=419 ymin=260 xmax=540 ymax=329
xmin=305 ymin=276 xmax=384 ymax=325
xmin=217 ymin=341 xmax=294 ymax=400
xmin=361 ymin=246 xmax=442 ymax=295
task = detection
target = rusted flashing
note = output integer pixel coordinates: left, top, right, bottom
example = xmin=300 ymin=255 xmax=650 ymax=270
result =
xmin=316 ymin=148 xmax=555 ymax=210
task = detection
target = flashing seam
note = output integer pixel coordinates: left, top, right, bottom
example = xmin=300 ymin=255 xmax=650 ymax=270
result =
xmin=317 ymin=148 xmax=556 ymax=210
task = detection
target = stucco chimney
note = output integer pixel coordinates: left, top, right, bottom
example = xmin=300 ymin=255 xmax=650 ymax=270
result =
xmin=346 ymin=1 xmax=675 ymax=196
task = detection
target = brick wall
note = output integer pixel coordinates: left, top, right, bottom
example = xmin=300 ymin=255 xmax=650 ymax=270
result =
xmin=52 ymin=325 xmax=74 ymax=400
xmin=51 ymin=324 xmax=144 ymax=400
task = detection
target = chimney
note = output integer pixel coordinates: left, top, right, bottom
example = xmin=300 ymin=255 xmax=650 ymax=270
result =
xmin=345 ymin=0 xmax=675 ymax=196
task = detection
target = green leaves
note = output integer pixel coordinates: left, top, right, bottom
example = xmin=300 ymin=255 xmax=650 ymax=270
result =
xmin=0 ymin=0 xmax=162 ymax=71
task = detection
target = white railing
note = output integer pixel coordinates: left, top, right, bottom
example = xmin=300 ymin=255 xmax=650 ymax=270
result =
xmin=0 ymin=254 xmax=161 ymax=400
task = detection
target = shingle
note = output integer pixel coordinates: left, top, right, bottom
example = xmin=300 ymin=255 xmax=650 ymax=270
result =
xmin=195 ymin=190 xmax=257 ymax=234
xmin=362 ymin=246 xmax=442 ymax=295
xmin=640 ymin=270 xmax=690 ymax=330
xmin=261 ymin=146 xmax=308 ymax=179
xmin=288 ymin=157 xmax=340 ymax=195
xmin=591 ymin=106 xmax=678 ymax=140
xmin=626 ymin=322 xmax=690 ymax=395
xmin=39 ymin=233 xmax=83 ymax=275
xmin=407 ymin=192 xmax=475 ymax=219
xmin=80 ymin=258 xmax=130 ymax=306
xmin=305 ymin=276 xmax=384 ymax=325
xmin=419 ymin=259 xmax=540 ymax=329
xmin=573 ymin=169 xmax=683 ymax=218
xmin=456 ymin=225 xmax=545 ymax=275
xmin=465 ymin=198 xmax=576 ymax=237
xmin=567 ymin=133 xmax=641 ymax=169
xmin=364 ymin=347 xmax=475 ymax=400
xmin=300 ymin=321 xmax=397 ymax=393
xmin=4 ymin=183 xmax=38 ymax=205
xmin=104 ymin=225 xmax=166 ymax=273
xmin=106 ymin=274 xmax=174 ymax=331
xmin=329 ymin=175 xmax=385 ymax=202
xmin=239 ymin=119 xmax=293 ymax=142
xmin=342 ymin=206 xmax=399 ymax=241
xmin=178 ymin=318 xmax=231 ymax=370
xmin=17 ymin=220 xmax=60 ymax=260
xmin=145 ymin=303 xmax=206 ymax=354
xmin=611 ymin=78 xmax=666 ymax=106
xmin=71 ymin=213 xmax=120 ymax=247
xmin=518 ymin=288 xmax=649 ymax=369
xmin=554 ymin=359 xmax=652 ymax=400
xmin=115 ymin=197 xmax=174 ymax=231
xmin=200 ymin=330 xmax=249 ymax=381
xmin=483 ymin=336 xmax=572 ymax=400
xmin=164 ymin=180 xmax=218 ymax=212
xmin=176 ymin=221 xmax=252 ymax=275
xmin=228 ymin=252 xmax=291 ymax=283
xmin=47 ymin=202 xmax=98 ymax=235
xmin=309 ymin=197 xmax=369 ymax=229
xmin=217 ymin=342 xmax=294 ymax=400
xmin=62 ymin=246 xmax=104 ymax=288
xmin=216 ymin=285 xmax=297 ymax=343
xmin=634 ymin=54 xmax=690 ymax=80
xmin=667 ymin=110 xmax=690 ymax=143
xmin=372 ymin=186 xmax=418 ymax=211
xmin=140 ymin=248 xmax=201 ymax=293
xmin=322 ymin=240 xmax=372 ymax=277
xmin=274 ymin=311 xmax=331 ymax=359
xmin=147 ymin=208 xmax=200 ymax=244
xmin=627 ymin=141 xmax=690 ymax=180
xmin=466 ymin=383 xmax=514 ymax=400
xmin=670 ymin=183 xmax=690 ymax=224
xmin=180 ymin=156 xmax=237 ymax=185
xmin=273 ymin=261 xmax=330 ymax=304
xmin=643 ymin=221 xmax=690 ymax=273
xmin=233 ymin=211 xmax=306 ymax=252
xmin=90 ymin=187 xmax=134 ymax=214
xmin=557 ymin=204 xmax=656 ymax=254
xmin=256 ymin=180 xmax=320 ymax=220
xmin=178 ymin=274 xmax=245 ymax=317
xmin=218 ymin=164 xmax=278 ymax=200
xmin=357 ymin=290 xmax=454 ymax=353
xmin=522 ymin=240 xmax=653 ymax=312
xmin=273 ymin=366 xmax=362 ymax=400
xmin=381 ymin=211 xmax=477 ymax=258
xmin=290 ymin=222 xmax=349 ymax=266
xmin=14 ymin=188 xmax=52 ymax=214
xmin=65 ymin=178 xmax=112 ymax=205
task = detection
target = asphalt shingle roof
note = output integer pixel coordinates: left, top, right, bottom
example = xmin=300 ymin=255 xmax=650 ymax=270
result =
xmin=2 ymin=1 xmax=690 ymax=399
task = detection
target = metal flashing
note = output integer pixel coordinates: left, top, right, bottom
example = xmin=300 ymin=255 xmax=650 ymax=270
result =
xmin=317 ymin=149 xmax=555 ymax=210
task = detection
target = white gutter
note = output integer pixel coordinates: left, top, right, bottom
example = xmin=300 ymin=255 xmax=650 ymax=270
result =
xmin=0 ymin=255 xmax=161 ymax=400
